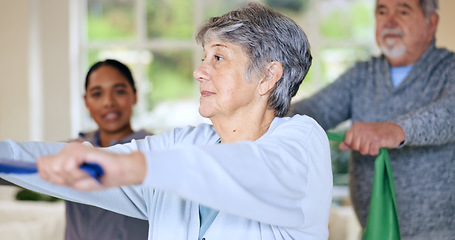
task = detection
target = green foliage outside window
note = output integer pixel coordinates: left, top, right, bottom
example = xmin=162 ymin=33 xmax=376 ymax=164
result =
xmin=202 ymin=0 xmax=249 ymax=21
xmin=320 ymin=1 xmax=373 ymax=40
xmin=147 ymin=51 xmax=195 ymax=110
xmin=146 ymin=0 xmax=194 ymax=38
xmin=87 ymin=0 xmax=135 ymax=40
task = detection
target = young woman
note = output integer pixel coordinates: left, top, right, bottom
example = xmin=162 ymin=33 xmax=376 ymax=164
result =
xmin=66 ymin=59 xmax=150 ymax=240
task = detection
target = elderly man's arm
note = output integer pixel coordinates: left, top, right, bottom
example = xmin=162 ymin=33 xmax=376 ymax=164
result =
xmin=393 ymin=88 xmax=455 ymax=146
xmin=344 ymin=62 xmax=455 ymax=155
xmin=345 ymin=83 xmax=455 ymax=155
xmin=389 ymin=61 xmax=455 ymax=147
xmin=289 ymin=64 xmax=361 ymax=130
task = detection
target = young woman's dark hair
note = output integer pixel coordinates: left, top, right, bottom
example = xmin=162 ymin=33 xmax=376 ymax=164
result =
xmin=85 ymin=59 xmax=137 ymax=93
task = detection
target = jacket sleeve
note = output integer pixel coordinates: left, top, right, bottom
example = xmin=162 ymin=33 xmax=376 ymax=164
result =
xmin=393 ymin=60 xmax=455 ymax=146
xmin=0 ymin=140 xmax=148 ymax=220
xmin=138 ymin=116 xmax=332 ymax=229
xmin=288 ymin=63 xmax=364 ymax=130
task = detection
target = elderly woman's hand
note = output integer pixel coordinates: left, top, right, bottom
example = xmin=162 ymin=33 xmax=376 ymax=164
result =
xmin=37 ymin=142 xmax=147 ymax=191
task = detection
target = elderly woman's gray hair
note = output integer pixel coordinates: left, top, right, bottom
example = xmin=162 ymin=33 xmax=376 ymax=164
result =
xmin=196 ymin=2 xmax=312 ymax=117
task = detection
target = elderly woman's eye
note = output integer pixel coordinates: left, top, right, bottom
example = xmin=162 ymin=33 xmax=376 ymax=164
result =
xmin=215 ymin=55 xmax=223 ymax=61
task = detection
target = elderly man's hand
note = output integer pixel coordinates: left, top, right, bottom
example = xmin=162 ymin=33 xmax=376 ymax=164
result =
xmin=339 ymin=121 xmax=405 ymax=156
xmin=37 ymin=142 xmax=147 ymax=191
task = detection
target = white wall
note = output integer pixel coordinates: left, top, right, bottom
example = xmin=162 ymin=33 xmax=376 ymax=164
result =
xmin=0 ymin=0 xmax=71 ymax=142
xmin=436 ymin=0 xmax=455 ymax=52
xmin=40 ymin=0 xmax=72 ymax=142
xmin=0 ymin=0 xmax=453 ymax=142
xmin=0 ymin=1 xmax=30 ymax=141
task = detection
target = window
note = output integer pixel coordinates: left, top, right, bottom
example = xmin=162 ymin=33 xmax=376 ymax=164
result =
xmin=77 ymin=0 xmax=376 ymax=185
xmin=78 ymin=0 xmax=252 ymax=133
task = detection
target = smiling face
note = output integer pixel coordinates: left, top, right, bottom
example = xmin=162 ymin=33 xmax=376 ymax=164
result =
xmin=375 ymin=0 xmax=438 ymax=66
xmin=193 ymin=39 xmax=262 ymax=120
xmin=84 ymin=65 xmax=137 ymax=134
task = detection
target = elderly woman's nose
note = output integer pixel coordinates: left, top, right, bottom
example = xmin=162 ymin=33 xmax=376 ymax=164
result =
xmin=193 ymin=64 xmax=208 ymax=82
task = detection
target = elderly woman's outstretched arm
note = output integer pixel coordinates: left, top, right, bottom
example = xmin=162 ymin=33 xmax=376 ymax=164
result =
xmin=135 ymin=115 xmax=332 ymax=229
xmin=1 ymin=115 xmax=332 ymax=231
xmin=0 ymin=140 xmax=149 ymax=221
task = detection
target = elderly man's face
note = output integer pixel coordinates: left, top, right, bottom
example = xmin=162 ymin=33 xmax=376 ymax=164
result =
xmin=193 ymin=40 xmax=260 ymax=120
xmin=375 ymin=0 xmax=438 ymax=66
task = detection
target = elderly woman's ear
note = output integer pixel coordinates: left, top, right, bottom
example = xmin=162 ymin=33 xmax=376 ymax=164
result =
xmin=258 ymin=61 xmax=283 ymax=96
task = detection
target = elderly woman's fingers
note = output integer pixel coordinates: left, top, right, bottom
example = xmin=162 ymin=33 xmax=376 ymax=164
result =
xmin=37 ymin=141 xmax=146 ymax=190
xmin=37 ymin=155 xmax=63 ymax=184
xmin=37 ymin=142 xmax=93 ymax=186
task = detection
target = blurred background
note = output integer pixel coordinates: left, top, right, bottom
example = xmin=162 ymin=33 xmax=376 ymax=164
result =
xmin=1 ymin=0 xmax=453 ymax=142
xmin=0 ymin=0 xmax=454 ymax=239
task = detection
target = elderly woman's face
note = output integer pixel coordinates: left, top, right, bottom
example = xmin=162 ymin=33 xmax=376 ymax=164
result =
xmin=193 ymin=40 xmax=260 ymax=119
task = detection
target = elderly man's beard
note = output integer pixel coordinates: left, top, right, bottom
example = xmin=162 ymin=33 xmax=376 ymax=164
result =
xmin=379 ymin=28 xmax=406 ymax=59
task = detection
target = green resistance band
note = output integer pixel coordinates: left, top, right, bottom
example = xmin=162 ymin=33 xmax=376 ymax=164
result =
xmin=326 ymin=132 xmax=401 ymax=240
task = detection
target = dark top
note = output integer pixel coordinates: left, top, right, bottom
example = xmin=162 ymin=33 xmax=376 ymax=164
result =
xmin=65 ymin=129 xmax=151 ymax=240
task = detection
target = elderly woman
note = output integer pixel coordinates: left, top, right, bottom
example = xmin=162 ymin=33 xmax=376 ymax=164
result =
xmin=0 ymin=3 xmax=332 ymax=240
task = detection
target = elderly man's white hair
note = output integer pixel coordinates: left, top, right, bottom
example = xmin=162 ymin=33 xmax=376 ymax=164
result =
xmin=420 ymin=0 xmax=439 ymax=19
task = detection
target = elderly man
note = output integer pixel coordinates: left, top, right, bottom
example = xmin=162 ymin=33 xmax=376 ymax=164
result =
xmin=290 ymin=0 xmax=455 ymax=239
